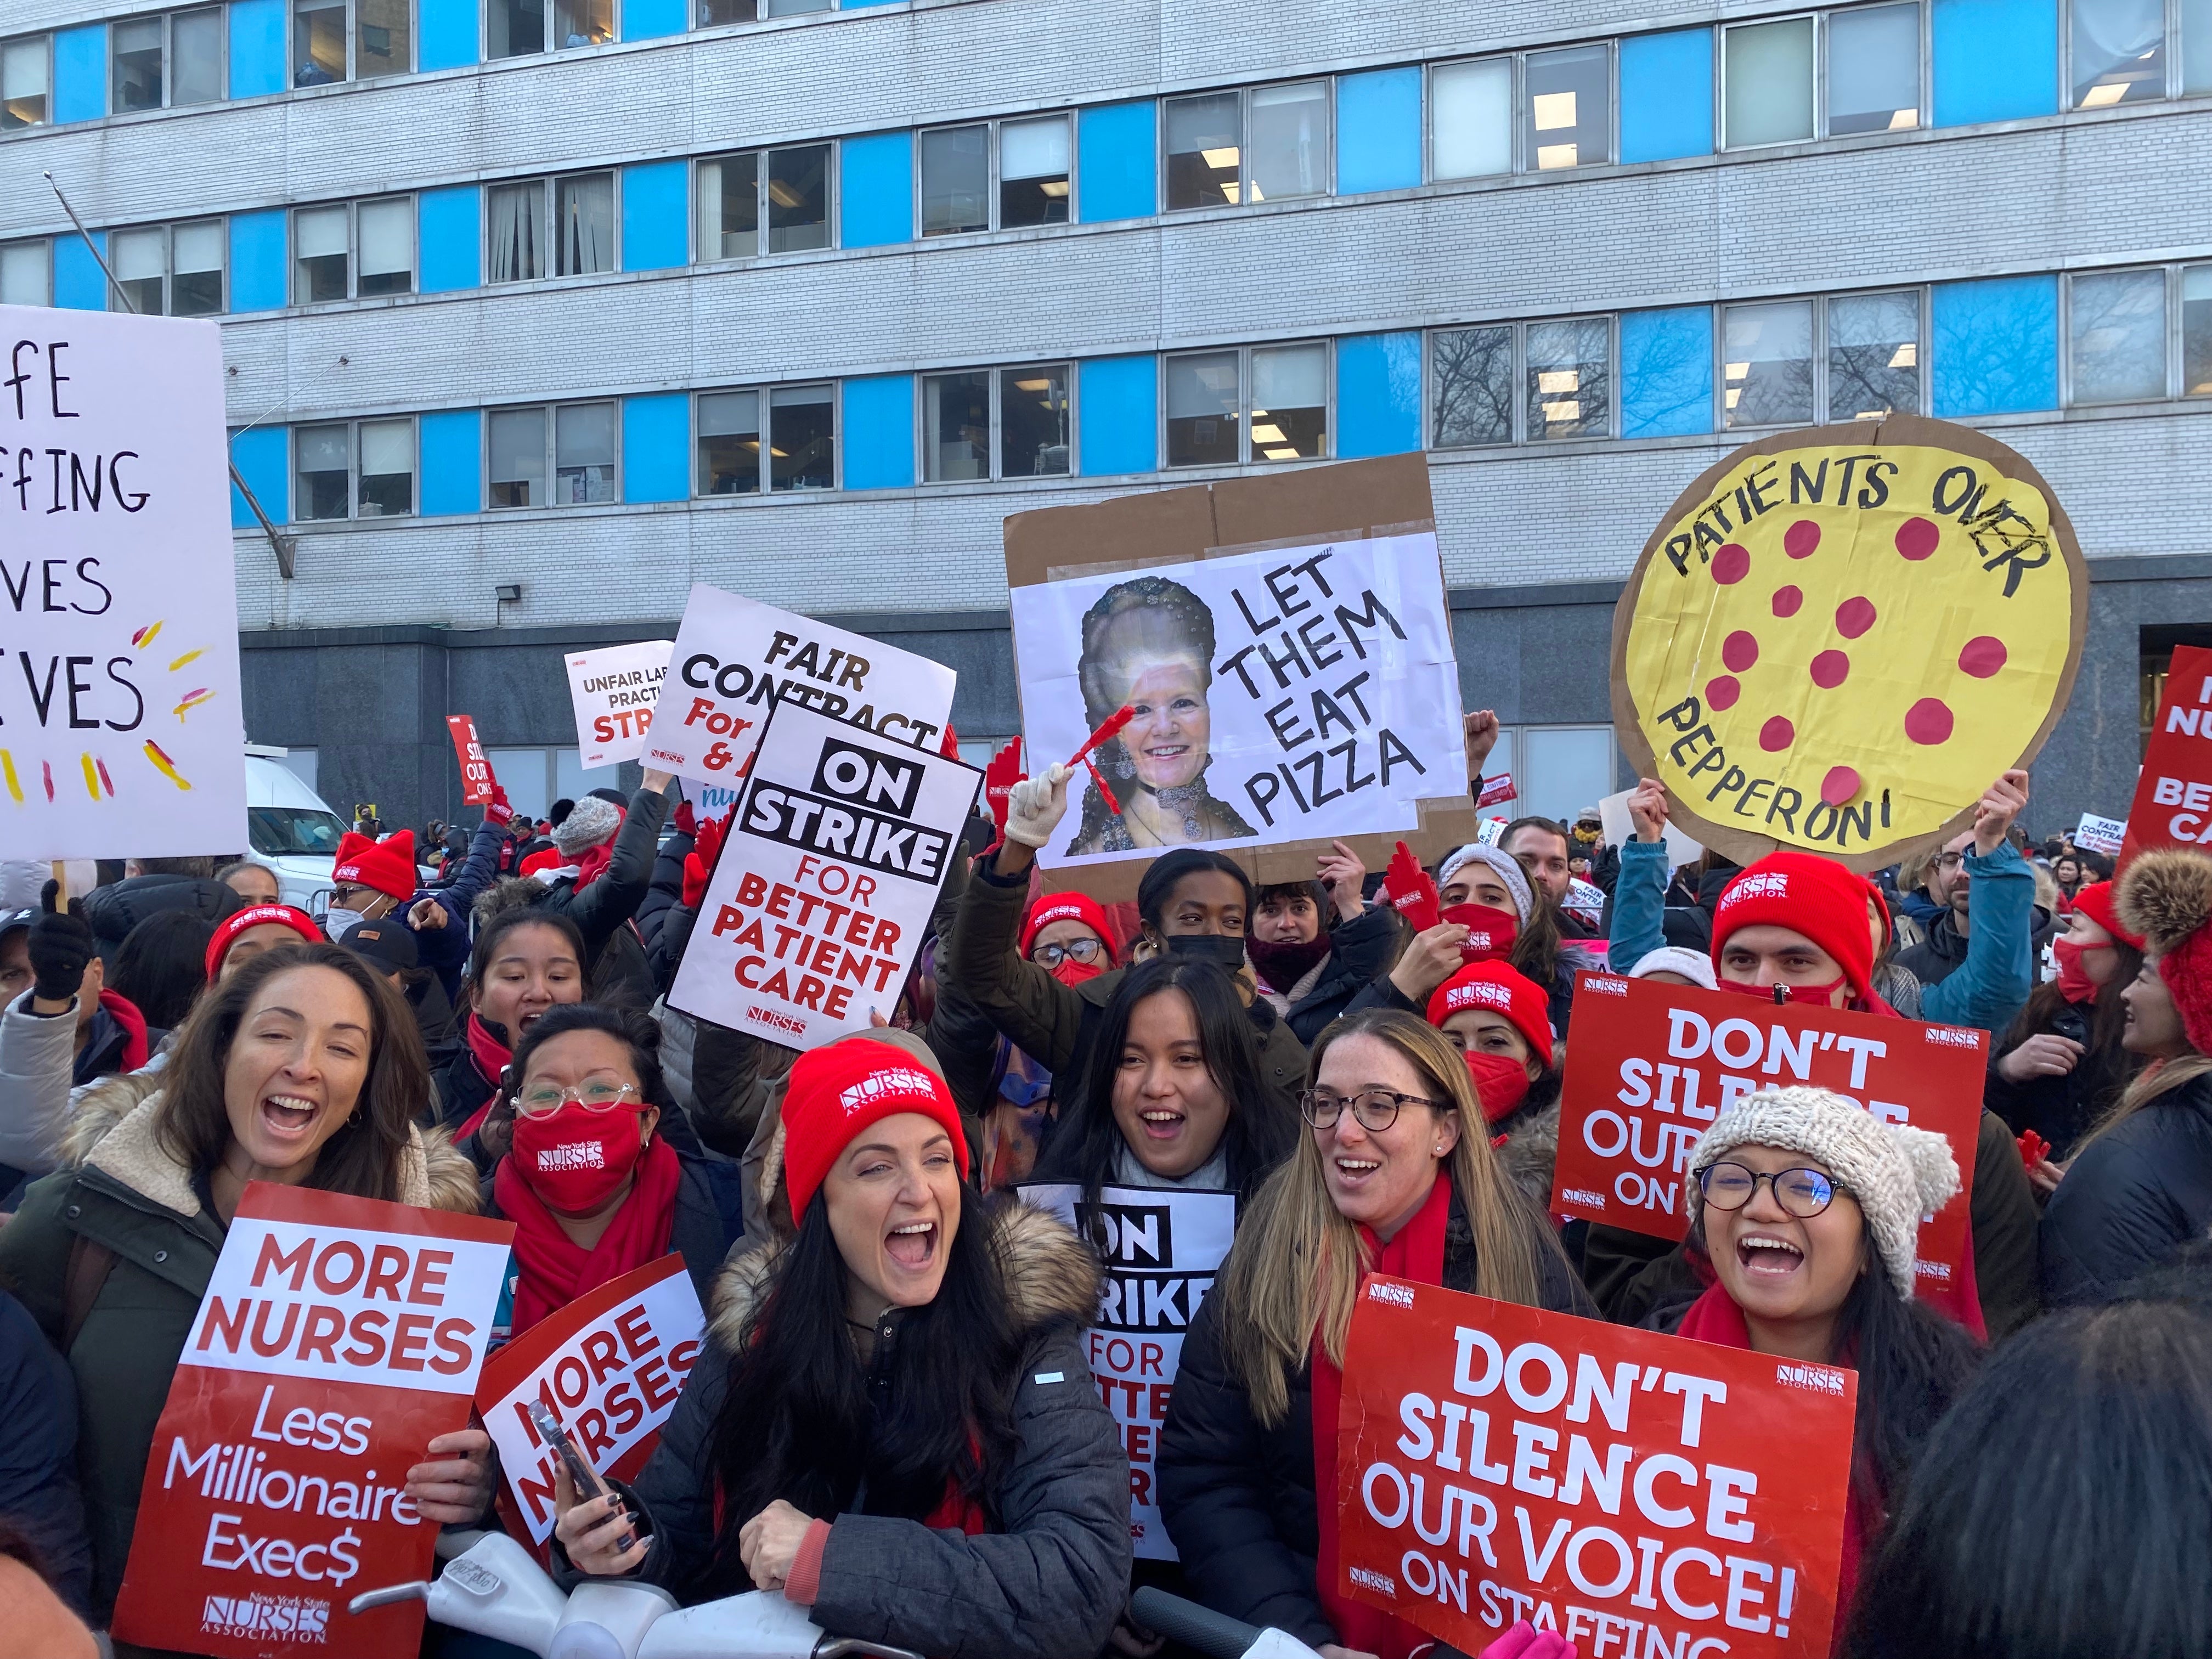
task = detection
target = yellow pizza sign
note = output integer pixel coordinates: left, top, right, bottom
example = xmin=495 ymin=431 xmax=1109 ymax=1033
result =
xmin=1612 ymin=415 xmax=2086 ymax=870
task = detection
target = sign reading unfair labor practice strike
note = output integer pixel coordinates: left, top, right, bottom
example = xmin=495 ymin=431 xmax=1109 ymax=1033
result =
xmin=1614 ymin=415 xmax=2087 ymax=871
xmin=1 ymin=306 xmax=247 ymax=857
xmin=1333 ymin=1279 xmax=1857 ymax=1659
xmin=2118 ymin=643 xmax=2212 ymax=866
xmin=565 ymin=639 xmax=673 ymax=770
xmin=111 ymin=1184 xmax=514 ymax=1659
xmin=670 ymin=699 xmax=981 ymax=1046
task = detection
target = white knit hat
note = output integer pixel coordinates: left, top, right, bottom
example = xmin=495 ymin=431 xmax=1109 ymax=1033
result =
xmin=551 ymin=793 xmax=622 ymax=856
xmin=1435 ymin=844 xmax=1533 ymax=924
xmin=1629 ymin=946 xmax=1718 ymax=991
xmin=1685 ymin=1085 xmax=1961 ymax=1301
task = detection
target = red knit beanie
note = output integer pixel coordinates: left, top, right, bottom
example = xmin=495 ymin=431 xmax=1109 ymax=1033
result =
xmin=2116 ymin=850 xmax=2212 ymax=1054
xmin=781 ymin=1037 xmax=971 ymax=1221
xmin=2070 ymin=881 xmax=2145 ymax=949
xmin=1711 ymin=851 xmax=1876 ymax=1006
xmin=1019 ymin=892 xmax=1116 ymax=963
xmin=332 ymin=830 xmax=417 ymax=902
xmin=1426 ymin=961 xmax=1554 ymax=1061
xmin=204 ymin=904 xmax=322 ymax=980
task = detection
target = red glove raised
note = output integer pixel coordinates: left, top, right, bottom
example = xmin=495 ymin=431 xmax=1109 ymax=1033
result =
xmin=2016 ymin=1128 xmax=2051 ymax=1169
xmin=673 ymin=799 xmax=698 ymax=839
xmin=682 ymin=808 xmax=733 ymax=910
xmin=484 ymin=783 xmax=515 ymax=827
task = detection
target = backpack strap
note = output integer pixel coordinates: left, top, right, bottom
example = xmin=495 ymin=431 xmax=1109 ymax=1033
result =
xmin=63 ymin=1232 xmax=117 ymax=1352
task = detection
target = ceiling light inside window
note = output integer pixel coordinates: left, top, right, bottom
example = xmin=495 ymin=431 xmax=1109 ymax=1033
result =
xmin=1201 ymin=146 xmax=1239 ymax=169
xmin=1536 ymin=143 xmax=1579 ymax=170
xmin=767 ymin=181 xmax=805 ymax=207
xmin=2079 ymin=81 xmax=2128 ymax=107
xmin=1888 ymin=107 xmax=1917 ymax=129
xmin=1537 ymin=370 xmax=1578 ymax=394
xmin=1040 ymin=180 xmax=1069 ymax=196
xmin=1251 ymin=422 xmax=1288 ymax=444
xmin=1725 ymin=362 xmax=1750 ymax=381
xmin=1889 ymin=342 xmax=1917 ymax=368
xmin=1532 ymin=91 xmax=1577 ymax=131
xmin=1542 ymin=400 xmax=1581 ymax=422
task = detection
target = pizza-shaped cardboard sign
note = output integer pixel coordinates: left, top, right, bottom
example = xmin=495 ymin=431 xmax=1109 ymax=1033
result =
xmin=1612 ymin=415 xmax=2086 ymax=871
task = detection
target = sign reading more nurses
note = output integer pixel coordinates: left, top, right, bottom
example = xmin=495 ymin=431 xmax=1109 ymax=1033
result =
xmin=1 ymin=306 xmax=246 ymax=858
xmin=565 ymin=639 xmax=674 ymax=770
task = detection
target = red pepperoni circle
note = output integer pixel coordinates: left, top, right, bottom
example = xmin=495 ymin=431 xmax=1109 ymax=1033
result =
xmin=1959 ymin=636 xmax=2008 ymax=678
xmin=1759 ymin=716 xmax=1795 ymax=753
xmin=1723 ymin=631 xmax=1759 ymax=672
xmin=1706 ymin=676 xmax=1741 ymax=711
xmin=1772 ymin=585 xmax=1803 ymax=618
xmin=1895 ymin=518 xmax=1940 ymax=561
xmin=1905 ymin=698 xmax=1955 ymax=746
xmin=1820 ymin=766 xmax=1861 ymax=808
xmin=1711 ymin=544 xmax=1751 ymax=584
xmin=1810 ymin=650 xmax=1850 ymax=689
xmin=1784 ymin=520 xmax=1821 ymax=560
xmin=1836 ymin=596 xmax=1877 ymax=640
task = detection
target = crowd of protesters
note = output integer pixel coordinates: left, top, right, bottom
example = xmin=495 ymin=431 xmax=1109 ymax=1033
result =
xmin=2 ymin=714 xmax=2208 ymax=1659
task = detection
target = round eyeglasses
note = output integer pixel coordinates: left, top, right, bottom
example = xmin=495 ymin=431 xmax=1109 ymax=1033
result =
xmin=1696 ymin=1161 xmax=1839 ymax=1218
xmin=513 ymin=1081 xmax=641 ymax=1120
xmin=1299 ymin=1087 xmax=1444 ymax=1133
xmin=1030 ymin=938 xmax=1105 ymax=969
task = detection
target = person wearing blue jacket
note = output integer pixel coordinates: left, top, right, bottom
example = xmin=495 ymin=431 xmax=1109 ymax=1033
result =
xmin=402 ymin=806 xmax=517 ymax=1002
xmin=0 ymin=1288 xmax=91 ymax=1617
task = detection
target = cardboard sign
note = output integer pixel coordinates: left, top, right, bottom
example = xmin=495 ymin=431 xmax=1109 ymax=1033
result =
xmin=476 ymin=1255 xmax=705 ymax=1553
xmin=111 ymin=1184 xmax=514 ymax=1659
xmin=669 ymin=699 xmax=981 ymax=1046
xmin=2118 ymin=643 xmax=2212 ymax=866
xmin=1020 ymin=1184 xmax=1237 ymax=1561
xmin=1333 ymin=1277 xmax=1855 ymax=1659
xmin=445 ymin=715 xmax=496 ymax=805
xmin=2 ymin=306 xmax=247 ymax=858
xmin=645 ymin=582 xmax=957 ymax=783
xmin=1612 ymin=415 xmax=2086 ymax=872
xmin=566 ymin=640 xmax=674 ymax=770
xmin=2072 ymin=812 xmax=2125 ymax=858
xmin=1549 ymin=973 xmax=1983 ymax=1305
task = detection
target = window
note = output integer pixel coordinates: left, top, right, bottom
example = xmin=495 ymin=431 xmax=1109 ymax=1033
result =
xmin=555 ymin=0 xmax=613 ymax=49
xmin=2072 ymin=0 xmax=2164 ymax=108
xmin=764 ymin=146 xmax=830 ymax=251
xmin=112 ymin=228 xmax=167 ymax=313
xmin=554 ymin=174 xmax=615 ymax=275
xmin=695 ymin=385 xmax=834 ymax=493
xmin=295 ymin=205 xmax=349 ymax=301
xmin=918 ymin=117 xmax=1068 ymax=235
xmin=356 ymin=0 xmax=409 ymax=76
xmin=1723 ymin=301 xmax=1814 ymax=426
xmin=1828 ymin=290 xmax=1921 ymax=419
xmin=1166 ymin=351 xmax=1240 ymax=463
xmin=294 ymin=0 xmax=345 ymax=81
xmin=697 ymin=390 xmax=762 ymax=493
xmin=0 ymin=240 xmax=48 ymax=306
xmin=921 ymin=126 xmax=989 ymax=235
xmin=113 ymin=8 xmax=224 ymax=110
xmin=489 ymin=408 xmax=548 ymax=506
xmin=1000 ymin=364 xmax=1070 ymax=476
xmin=2 ymin=36 xmax=48 ymax=128
xmin=490 ymin=0 xmax=606 ymax=56
xmin=293 ymin=198 xmax=411 ymax=302
xmin=923 ymin=370 xmax=989 ymax=478
xmin=357 ymin=198 xmax=413 ymax=294
xmin=697 ymin=0 xmax=829 ymax=22
xmin=698 ymin=152 xmax=759 ymax=258
xmin=488 ymin=0 xmax=543 ymax=56
xmin=2070 ymin=269 xmax=2166 ymax=402
xmin=1724 ymin=17 xmax=1815 ymax=148
xmin=294 ymin=419 xmax=415 ymax=521
xmin=1431 ymin=58 xmax=1511 ymax=179
xmin=554 ymin=403 xmax=616 ymax=502
xmin=1526 ymin=318 xmax=1610 ymax=439
xmin=1431 ymin=324 xmax=1514 ymax=445
xmin=109 ymin=221 xmax=225 ymax=315
xmin=1000 ymin=117 xmax=1070 ymax=227
xmin=1164 ymin=91 xmax=1240 ymax=208
xmin=295 ymin=425 xmax=351 ymax=520
xmin=1165 ymin=82 xmax=1328 ymax=209
xmin=770 ymin=386 xmax=834 ymax=489
xmin=919 ymin=364 xmax=1071 ymax=482
xmin=1165 ymin=343 xmax=1327 ymax=466
xmin=487 ymin=181 xmax=544 ymax=281
xmin=1247 ymin=81 xmax=1329 ymax=201
xmin=1525 ymin=44 xmax=1610 ymax=170
xmin=113 ymin=17 xmax=165 ymax=110
xmin=1827 ymin=3 xmax=1920 ymax=134
xmin=2185 ymin=266 xmax=2212 ymax=395
xmin=490 ymin=175 xmax=613 ymax=281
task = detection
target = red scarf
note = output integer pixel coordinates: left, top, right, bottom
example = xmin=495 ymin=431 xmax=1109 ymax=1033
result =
xmin=97 ymin=989 xmax=150 ymax=1071
xmin=494 ymin=1133 xmax=684 ymax=1337
xmin=454 ymin=1014 xmax=514 ymax=1142
xmin=1312 ymin=1174 xmax=1454 ymax=1659
xmin=572 ymin=838 xmax=618 ymax=892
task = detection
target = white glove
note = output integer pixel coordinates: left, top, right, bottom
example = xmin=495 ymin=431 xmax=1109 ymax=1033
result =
xmin=1005 ymin=764 xmax=1073 ymax=849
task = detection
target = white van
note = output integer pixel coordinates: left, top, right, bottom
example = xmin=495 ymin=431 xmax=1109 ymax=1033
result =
xmin=245 ymin=747 xmax=350 ymax=915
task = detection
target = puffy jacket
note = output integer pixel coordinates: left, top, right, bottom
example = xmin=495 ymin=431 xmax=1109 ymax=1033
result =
xmin=411 ymin=815 xmax=512 ymax=1002
xmin=2039 ymin=1068 xmax=2212 ymax=1305
xmin=0 ymin=989 xmax=157 ymax=1186
xmin=1262 ymin=902 xmax=1400 ymax=1047
xmin=78 ymin=873 xmax=240 ymax=962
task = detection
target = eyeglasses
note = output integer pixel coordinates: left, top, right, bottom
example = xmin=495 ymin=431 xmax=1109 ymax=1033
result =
xmin=1030 ymin=938 xmax=1104 ymax=969
xmin=1934 ymin=853 xmax=1965 ymax=871
xmin=1300 ymin=1087 xmax=1444 ymax=1132
xmin=513 ymin=1081 xmax=641 ymax=1119
xmin=1697 ymin=1161 xmax=1839 ymax=1218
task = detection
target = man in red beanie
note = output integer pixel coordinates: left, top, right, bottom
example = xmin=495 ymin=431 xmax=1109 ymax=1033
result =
xmin=1711 ymin=850 xmax=1884 ymax=1010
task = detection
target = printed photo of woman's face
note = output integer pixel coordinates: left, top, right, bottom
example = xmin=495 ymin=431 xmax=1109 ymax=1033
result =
xmin=1122 ymin=658 xmax=1211 ymax=791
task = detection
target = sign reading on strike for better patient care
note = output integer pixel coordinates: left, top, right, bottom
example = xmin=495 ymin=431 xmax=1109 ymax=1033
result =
xmin=1020 ymin=1183 xmax=1237 ymax=1561
xmin=669 ymin=699 xmax=981 ymax=1046
xmin=565 ymin=639 xmax=673 ymax=770
xmin=2118 ymin=642 xmax=2212 ymax=868
xmin=1333 ymin=1277 xmax=1857 ymax=1659
xmin=646 ymin=581 xmax=957 ymax=782
xmin=111 ymin=1184 xmax=514 ymax=1659
xmin=1613 ymin=414 xmax=2086 ymax=872
xmin=1 ymin=306 xmax=247 ymax=858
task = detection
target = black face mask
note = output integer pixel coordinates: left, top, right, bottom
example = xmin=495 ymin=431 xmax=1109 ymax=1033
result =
xmin=1164 ymin=932 xmax=1247 ymax=969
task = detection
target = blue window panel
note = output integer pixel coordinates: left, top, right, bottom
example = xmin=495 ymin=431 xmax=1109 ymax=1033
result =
xmin=1077 ymin=101 xmax=1157 ymax=223
xmin=1932 ymin=275 xmax=2059 ymax=416
xmin=839 ymin=133 xmax=913 ymax=249
xmin=620 ymin=161 xmax=689 ymax=272
xmin=1932 ymin=0 xmax=2058 ymax=125
xmin=843 ymin=0 xmax=902 ymax=9
xmin=227 ymin=212 xmax=287 ymax=313
xmin=1335 ymin=332 xmax=1422 ymax=458
xmin=228 ymin=0 xmax=287 ymax=96
xmin=54 ymin=234 xmax=108 ymax=311
xmin=1077 ymin=356 xmax=1158 ymax=475
xmin=418 ymin=187 xmax=482 ymax=293
xmin=230 ymin=427 xmax=289 ymax=528
xmin=420 ymin=410 xmax=483 ymax=516
xmin=417 ymin=0 xmax=480 ymax=69
xmin=1336 ymin=69 xmax=1422 ymax=195
xmin=53 ymin=25 xmax=105 ymax=122
xmin=1620 ymin=29 xmax=1714 ymax=162
xmin=620 ymin=0 xmax=685 ymax=37
xmin=1621 ymin=306 xmax=1716 ymax=438
xmin=622 ymin=395 xmax=690 ymax=503
xmin=841 ymin=376 xmax=915 ymax=490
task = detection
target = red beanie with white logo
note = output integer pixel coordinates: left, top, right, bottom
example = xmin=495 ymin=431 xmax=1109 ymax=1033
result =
xmin=1018 ymin=892 xmax=1117 ymax=963
xmin=332 ymin=830 xmax=417 ymax=902
xmin=780 ymin=1036 xmax=971 ymax=1221
xmin=204 ymin=904 xmax=323 ymax=980
xmin=1711 ymin=851 xmax=1876 ymax=1007
xmin=1426 ymin=961 xmax=1554 ymax=1061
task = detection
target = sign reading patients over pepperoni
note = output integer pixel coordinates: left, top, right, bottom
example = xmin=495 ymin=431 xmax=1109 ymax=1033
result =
xmin=1612 ymin=415 xmax=2086 ymax=871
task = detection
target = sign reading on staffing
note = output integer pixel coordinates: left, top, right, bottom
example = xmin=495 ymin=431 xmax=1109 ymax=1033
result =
xmin=669 ymin=699 xmax=980 ymax=1046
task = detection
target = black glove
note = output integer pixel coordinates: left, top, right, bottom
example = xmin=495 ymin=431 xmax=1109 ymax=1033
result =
xmin=29 ymin=891 xmax=96 ymax=1006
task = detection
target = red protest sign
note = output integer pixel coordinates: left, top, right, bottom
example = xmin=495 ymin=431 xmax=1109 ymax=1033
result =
xmin=1477 ymin=772 xmax=1517 ymax=809
xmin=1333 ymin=1278 xmax=1856 ymax=1659
xmin=2118 ymin=642 xmax=2212 ymax=868
xmin=445 ymin=714 xmax=497 ymax=805
xmin=476 ymin=1255 xmax=706 ymax=1559
xmin=1549 ymin=972 xmax=1983 ymax=1310
xmin=110 ymin=1184 xmax=515 ymax=1659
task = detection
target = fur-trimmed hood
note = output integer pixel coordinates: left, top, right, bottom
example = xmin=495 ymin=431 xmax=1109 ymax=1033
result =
xmin=2118 ymin=848 xmax=2212 ymax=955
xmin=708 ymin=1196 xmax=1102 ymax=1354
xmin=473 ymin=876 xmax=551 ymax=928
xmin=1496 ymin=1099 xmax=1561 ymax=1210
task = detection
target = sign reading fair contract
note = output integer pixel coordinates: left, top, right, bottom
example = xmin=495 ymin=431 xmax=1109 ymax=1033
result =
xmin=565 ymin=639 xmax=674 ymax=770
xmin=1549 ymin=972 xmax=1984 ymax=1310
xmin=111 ymin=1184 xmax=513 ymax=1659
xmin=1333 ymin=1278 xmax=1855 ymax=1659
xmin=2118 ymin=643 xmax=2212 ymax=866
xmin=2 ymin=305 xmax=247 ymax=859
xmin=670 ymin=700 xmax=981 ymax=1045
xmin=1020 ymin=1184 xmax=1235 ymax=1560
xmin=646 ymin=582 xmax=957 ymax=782
xmin=445 ymin=715 xmax=496 ymax=805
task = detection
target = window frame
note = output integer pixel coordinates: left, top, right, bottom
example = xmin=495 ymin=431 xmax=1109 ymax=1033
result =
xmin=1714 ymin=286 xmax=1928 ymax=430
xmin=1161 ymin=78 xmax=1336 ymax=212
xmin=107 ymin=217 xmax=229 ymax=316
xmin=690 ymin=381 xmax=840 ymax=496
xmin=0 ymin=235 xmax=52 ymax=305
xmin=1 ymin=32 xmax=53 ymax=130
xmin=691 ymin=140 xmax=836 ymax=263
xmin=915 ymin=360 xmax=1076 ymax=484
xmin=1160 ymin=341 xmax=1333 ymax=469
xmin=1720 ymin=12 xmax=1819 ymax=150
xmin=485 ymin=0 xmax=610 ymax=60
xmin=291 ymin=415 xmax=420 ymax=523
xmin=483 ymin=399 xmax=620 ymax=510
xmin=1820 ymin=1 xmax=1927 ymax=138
xmin=1426 ymin=41 xmax=1617 ymax=180
xmin=485 ymin=171 xmax=618 ymax=284
xmin=2062 ymin=0 xmax=2181 ymax=110
xmin=2061 ymin=264 xmax=2183 ymax=407
xmin=913 ymin=114 xmax=1074 ymax=237
xmin=292 ymin=194 xmax=417 ymax=305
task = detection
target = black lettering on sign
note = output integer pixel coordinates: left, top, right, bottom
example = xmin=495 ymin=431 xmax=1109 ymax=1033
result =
xmin=740 ymin=784 xmax=950 ymax=883
xmin=1093 ymin=1269 xmax=1216 ymax=1334
xmin=1073 ymin=1200 xmax=1175 ymax=1266
xmin=810 ymin=734 xmax=926 ymax=818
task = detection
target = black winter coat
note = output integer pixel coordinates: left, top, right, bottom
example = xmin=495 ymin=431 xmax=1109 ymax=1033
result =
xmin=537 ymin=787 xmax=670 ymax=1008
xmin=1984 ymin=995 xmax=2135 ymax=1161
xmin=2039 ymin=1069 xmax=2212 ymax=1305
xmin=80 ymin=874 xmax=241 ymax=962
xmin=1272 ymin=902 xmax=1400 ymax=1047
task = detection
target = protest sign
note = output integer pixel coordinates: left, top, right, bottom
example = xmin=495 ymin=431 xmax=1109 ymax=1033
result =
xmin=111 ymin=1184 xmax=514 ymax=1659
xmin=1613 ymin=414 xmax=2086 ymax=872
xmin=2 ymin=306 xmax=246 ymax=858
xmin=1598 ymin=788 xmax=1702 ymax=871
xmin=2073 ymin=813 xmax=2125 ymax=858
xmin=476 ymin=1255 xmax=705 ymax=1556
xmin=2118 ymin=643 xmax=2212 ymax=867
xmin=1020 ymin=1184 xmax=1237 ymax=1560
xmin=1476 ymin=774 xmax=1517 ymax=809
xmin=645 ymin=582 xmax=957 ymax=783
xmin=1332 ymin=1277 xmax=1856 ymax=1659
xmin=445 ymin=715 xmax=496 ymax=805
xmin=565 ymin=640 xmax=673 ymax=770
xmin=669 ymin=699 xmax=980 ymax=1045
xmin=1549 ymin=972 xmax=1983 ymax=1308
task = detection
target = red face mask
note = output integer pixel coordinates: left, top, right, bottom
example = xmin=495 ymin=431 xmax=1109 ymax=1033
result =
xmin=510 ymin=1106 xmax=648 ymax=1214
xmin=1051 ymin=958 xmax=1105 ymax=988
xmin=1717 ymin=974 xmax=1848 ymax=1006
xmin=2052 ymin=937 xmax=2108 ymax=1005
xmin=1462 ymin=1049 xmax=1533 ymax=1126
xmin=1442 ymin=904 xmax=1520 ymax=964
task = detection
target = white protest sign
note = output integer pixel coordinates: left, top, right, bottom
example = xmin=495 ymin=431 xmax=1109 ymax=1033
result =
xmin=1 ymin=306 xmax=245 ymax=858
xmin=669 ymin=700 xmax=980 ymax=1046
xmin=565 ymin=640 xmax=673 ymax=770
xmin=645 ymin=582 xmax=957 ymax=783
xmin=2073 ymin=812 xmax=2125 ymax=857
xmin=1598 ymin=785 xmax=1704 ymax=870
xmin=1019 ymin=1183 xmax=1236 ymax=1560
xmin=1008 ymin=534 xmax=1460 ymax=868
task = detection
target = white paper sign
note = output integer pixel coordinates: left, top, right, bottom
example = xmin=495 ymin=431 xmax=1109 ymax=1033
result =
xmin=1018 ymin=1183 xmax=1238 ymax=1561
xmin=668 ymin=700 xmax=980 ymax=1047
xmin=565 ymin=640 xmax=673 ymax=769
xmin=1008 ymin=534 xmax=1461 ymax=868
xmin=2074 ymin=812 xmax=2126 ymax=856
xmin=644 ymin=582 xmax=957 ymax=784
xmin=1 ymin=307 xmax=246 ymax=857
xmin=1598 ymin=786 xmax=1705 ymax=871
